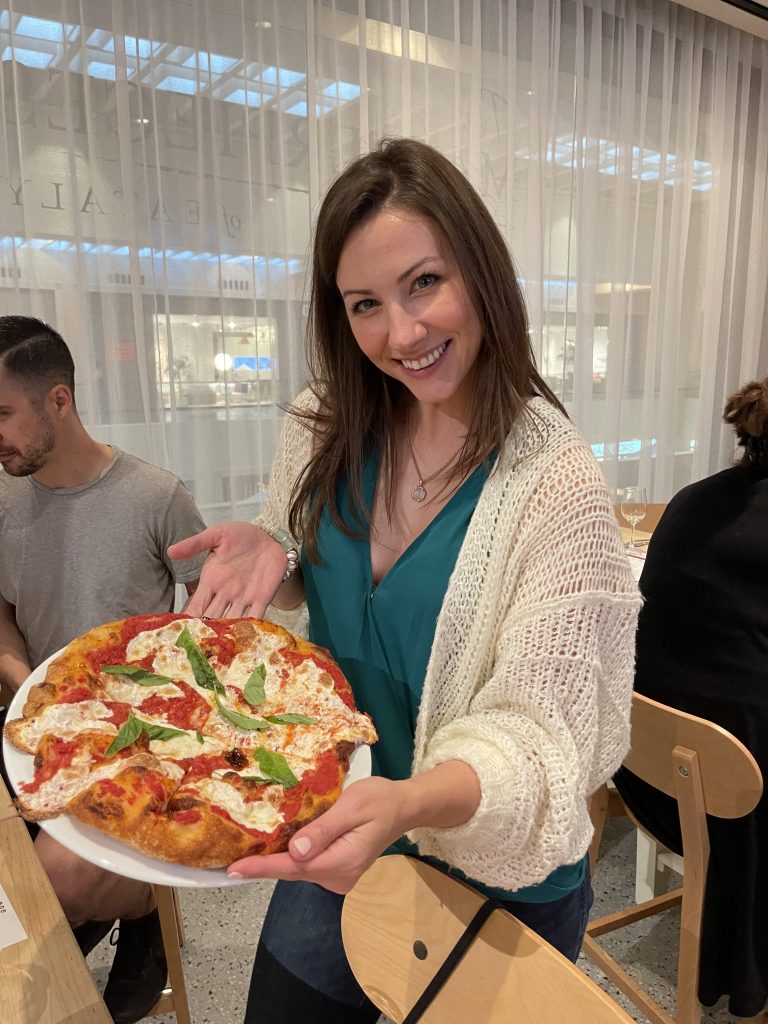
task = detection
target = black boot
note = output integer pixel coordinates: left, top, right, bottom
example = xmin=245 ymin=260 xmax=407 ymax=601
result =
xmin=103 ymin=909 xmax=168 ymax=1024
xmin=72 ymin=918 xmax=116 ymax=957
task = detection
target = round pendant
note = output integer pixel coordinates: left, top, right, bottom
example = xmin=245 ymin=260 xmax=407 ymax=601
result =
xmin=411 ymin=486 xmax=427 ymax=503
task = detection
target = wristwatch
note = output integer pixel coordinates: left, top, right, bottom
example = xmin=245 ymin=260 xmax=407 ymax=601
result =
xmin=268 ymin=527 xmax=300 ymax=582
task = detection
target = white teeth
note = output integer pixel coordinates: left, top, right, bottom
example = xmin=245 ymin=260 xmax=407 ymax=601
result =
xmin=401 ymin=342 xmax=447 ymax=371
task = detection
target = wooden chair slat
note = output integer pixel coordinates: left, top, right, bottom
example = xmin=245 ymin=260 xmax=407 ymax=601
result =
xmin=343 ymin=855 xmax=635 ymax=1024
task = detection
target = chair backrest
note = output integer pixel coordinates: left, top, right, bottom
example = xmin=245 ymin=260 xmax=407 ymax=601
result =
xmin=613 ymin=502 xmax=667 ymax=533
xmin=625 ymin=693 xmax=762 ymax=819
xmin=342 ymin=855 xmax=635 ymax=1024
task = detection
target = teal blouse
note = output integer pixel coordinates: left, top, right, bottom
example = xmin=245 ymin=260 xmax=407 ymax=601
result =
xmin=301 ymin=450 xmax=585 ymax=903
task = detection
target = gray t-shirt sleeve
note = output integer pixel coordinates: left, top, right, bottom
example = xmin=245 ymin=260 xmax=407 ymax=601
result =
xmin=160 ymin=480 xmax=208 ymax=584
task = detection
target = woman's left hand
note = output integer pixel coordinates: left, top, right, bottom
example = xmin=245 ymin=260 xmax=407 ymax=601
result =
xmin=227 ymin=777 xmax=406 ymax=894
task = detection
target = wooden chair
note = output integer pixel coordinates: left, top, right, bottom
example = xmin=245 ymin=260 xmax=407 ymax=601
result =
xmin=613 ymin=501 xmax=667 ymax=534
xmin=583 ymin=693 xmax=763 ymax=1024
xmin=342 ymin=854 xmax=635 ymax=1024
xmin=143 ymin=886 xmax=191 ymax=1024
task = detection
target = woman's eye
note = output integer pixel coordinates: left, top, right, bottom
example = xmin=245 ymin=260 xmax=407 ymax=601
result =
xmin=350 ymin=298 xmax=377 ymax=315
xmin=413 ymin=273 xmax=439 ymax=292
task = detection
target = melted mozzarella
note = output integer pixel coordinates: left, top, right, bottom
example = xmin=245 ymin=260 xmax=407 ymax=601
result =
xmin=147 ymin=732 xmax=225 ymax=759
xmin=19 ymin=751 xmax=181 ymax=816
xmin=126 ymin=618 xmax=216 ymax=662
xmin=98 ymin=676 xmax=180 ymax=704
xmin=11 ymin=701 xmax=117 ymax=750
xmin=187 ymin=777 xmax=284 ymax=833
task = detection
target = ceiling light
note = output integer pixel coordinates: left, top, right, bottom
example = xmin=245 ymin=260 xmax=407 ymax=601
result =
xmin=135 ymin=116 xmax=150 ymax=124
xmin=254 ymin=20 xmax=272 ymax=29
xmin=214 ymin=352 xmax=233 ymax=371
xmin=191 ymin=318 xmax=200 ymax=327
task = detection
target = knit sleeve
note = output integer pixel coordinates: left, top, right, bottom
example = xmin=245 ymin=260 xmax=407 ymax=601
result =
xmin=411 ymin=443 xmax=641 ymax=890
xmin=252 ymin=389 xmax=316 ymax=637
xmin=253 ymin=389 xmax=316 ymax=538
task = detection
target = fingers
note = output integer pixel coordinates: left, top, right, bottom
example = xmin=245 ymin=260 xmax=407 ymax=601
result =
xmin=287 ymin=803 xmax=357 ymax=862
xmin=167 ymin=527 xmax=217 ymax=561
xmin=228 ymin=852 xmax=297 ymax=880
xmin=226 ymin=845 xmax=362 ymax=894
xmin=183 ymin=586 xmax=266 ymax=620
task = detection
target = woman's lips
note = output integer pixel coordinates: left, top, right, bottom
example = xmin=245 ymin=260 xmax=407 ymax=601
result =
xmin=398 ymin=340 xmax=450 ymax=375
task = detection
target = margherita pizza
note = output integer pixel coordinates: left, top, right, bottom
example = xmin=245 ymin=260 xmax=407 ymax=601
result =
xmin=2 ymin=613 xmax=377 ymax=868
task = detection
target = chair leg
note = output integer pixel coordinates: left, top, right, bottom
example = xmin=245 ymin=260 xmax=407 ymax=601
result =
xmin=588 ymin=784 xmax=610 ymax=871
xmin=155 ymin=885 xmax=192 ymax=1024
xmin=171 ymin=887 xmax=186 ymax=948
xmin=635 ymin=829 xmax=667 ymax=903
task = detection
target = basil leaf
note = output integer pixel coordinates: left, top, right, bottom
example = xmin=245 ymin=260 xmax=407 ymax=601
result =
xmin=105 ymin=711 xmax=143 ymax=757
xmin=176 ymin=626 xmax=225 ymax=695
xmin=240 ymin=775 xmax=275 ymax=785
xmin=214 ymin=693 xmax=271 ymax=731
xmin=102 ymin=665 xmax=177 ymax=687
xmin=243 ymin=663 xmax=267 ymax=707
xmin=142 ymin=722 xmax=188 ymax=743
xmin=196 ymin=730 xmax=204 ymax=744
xmin=252 ymin=747 xmax=299 ymax=788
xmin=264 ymin=713 xmax=317 ymax=726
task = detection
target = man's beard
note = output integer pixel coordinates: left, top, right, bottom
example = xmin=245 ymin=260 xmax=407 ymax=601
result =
xmin=0 ymin=419 xmax=56 ymax=477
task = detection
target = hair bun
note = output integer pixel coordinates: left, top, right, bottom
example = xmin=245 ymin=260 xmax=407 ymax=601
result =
xmin=723 ymin=377 xmax=768 ymax=442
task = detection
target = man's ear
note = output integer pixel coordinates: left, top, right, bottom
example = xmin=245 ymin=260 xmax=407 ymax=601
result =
xmin=46 ymin=383 xmax=73 ymax=419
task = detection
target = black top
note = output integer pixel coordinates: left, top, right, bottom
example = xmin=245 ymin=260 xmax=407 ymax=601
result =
xmin=614 ymin=462 xmax=768 ymax=1017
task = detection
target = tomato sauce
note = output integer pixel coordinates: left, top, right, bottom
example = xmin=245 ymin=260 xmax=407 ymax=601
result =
xmin=59 ymin=685 xmax=95 ymax=704
xmin=201 ymin=627 xmax=238 ymax=667
xmin=182 ymin=754 xmax=231 ymax=782
xmin=86 ymin=613 xmax=186 ymax=673
xmin=96 ymin=779 xmax=126 ymax=799
xmin=279 ymin=749 xmax=339 ymax=818
xmin=21 ymin=736 xmax=78 ymax=793
xmin=100 ymin=701 xmax=131 ymax=727
xmin=139 ymin=680 xmax=209 ymax=730
xmin=172 ymin=809 xmax=201 ymax=825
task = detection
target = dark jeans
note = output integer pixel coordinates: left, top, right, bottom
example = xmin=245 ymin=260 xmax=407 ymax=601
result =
xmin=243 ymin=863 xmax=593 ymax=1024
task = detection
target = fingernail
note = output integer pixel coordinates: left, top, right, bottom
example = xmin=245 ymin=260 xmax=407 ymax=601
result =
xmin=228 ymin=870 xmax=244 ymax=879
xmin=293 ymin=837 xmax=311 ymax=856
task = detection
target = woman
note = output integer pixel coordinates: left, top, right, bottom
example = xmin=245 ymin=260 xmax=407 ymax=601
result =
xmin=614 ymin=376 xmax=768 ymax=1019
xmin=170 ymin=138 xmax=639 ymax=1024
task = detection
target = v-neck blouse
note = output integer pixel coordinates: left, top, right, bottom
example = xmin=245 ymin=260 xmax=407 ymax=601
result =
xmin=303 ymin=450 xmax=488 ymax=785
xmin=301 ymin=448 xmax=585 ymax=903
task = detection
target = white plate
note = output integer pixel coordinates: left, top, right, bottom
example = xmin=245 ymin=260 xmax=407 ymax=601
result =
xmin=2 ymin=648 xmax=371 ymax=888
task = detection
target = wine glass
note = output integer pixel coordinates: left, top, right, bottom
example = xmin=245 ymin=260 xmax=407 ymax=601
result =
xmin=620 ymin=487 xmax=647 ymax=548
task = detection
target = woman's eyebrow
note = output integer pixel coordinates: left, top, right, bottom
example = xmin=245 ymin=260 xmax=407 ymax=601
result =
xmin=340 ymin=256 xmax=441 ymax=298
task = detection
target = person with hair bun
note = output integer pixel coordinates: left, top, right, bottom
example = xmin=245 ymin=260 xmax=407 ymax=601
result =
xmin=615 ymin=375 xmax=768 ymax=1020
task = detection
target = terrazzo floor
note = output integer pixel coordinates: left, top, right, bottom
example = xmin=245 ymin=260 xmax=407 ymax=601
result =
xmin=85 ymin=816 xmax=760 ymax=1023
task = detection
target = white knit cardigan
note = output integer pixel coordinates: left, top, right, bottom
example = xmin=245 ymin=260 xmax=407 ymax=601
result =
xmin=257 ymin=390 xmax=641 ymax=891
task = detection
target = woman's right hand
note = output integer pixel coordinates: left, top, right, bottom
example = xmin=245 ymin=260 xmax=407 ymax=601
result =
xmin=168 ymin=522 xmax=289 ymax=619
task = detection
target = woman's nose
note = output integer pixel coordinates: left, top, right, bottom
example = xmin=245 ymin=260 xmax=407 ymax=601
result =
xmin=387 ymin=304 xmax=427 ymax=349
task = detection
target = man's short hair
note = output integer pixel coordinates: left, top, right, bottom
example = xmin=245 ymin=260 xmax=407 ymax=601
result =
xmin=0 ymin=316 xmax=76 ymax=406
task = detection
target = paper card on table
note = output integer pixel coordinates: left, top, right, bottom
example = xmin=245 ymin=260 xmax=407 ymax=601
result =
xmin=0 ymin=883 xmax=28 ymax=951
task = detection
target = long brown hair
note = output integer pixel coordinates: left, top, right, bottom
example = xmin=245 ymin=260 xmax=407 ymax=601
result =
xmin=723 ymin=376 xmax=768 ymax=470
xmin=288 ymin=137 xmax=565 ymax=560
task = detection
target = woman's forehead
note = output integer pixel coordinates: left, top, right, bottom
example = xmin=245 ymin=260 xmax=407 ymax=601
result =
xmin=336 ymin=210 xmax=448 ymax=284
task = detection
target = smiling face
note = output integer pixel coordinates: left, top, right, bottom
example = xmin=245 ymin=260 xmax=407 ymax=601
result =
xmin=0 ymin=369 xmax=57 ymax=476
xmin=336 ymin=209 xmax=483 ymax=421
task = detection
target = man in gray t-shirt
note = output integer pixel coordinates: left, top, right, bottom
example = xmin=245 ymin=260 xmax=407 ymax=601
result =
xmin=0 ymin=446 xmax=205 ymax=669
xmin=0 ymin=316 xmax=206 ymax=1024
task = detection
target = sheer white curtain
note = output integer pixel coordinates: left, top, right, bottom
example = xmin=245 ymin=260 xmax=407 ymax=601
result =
xmin=1 ymin=0 xmax=766 ymax=518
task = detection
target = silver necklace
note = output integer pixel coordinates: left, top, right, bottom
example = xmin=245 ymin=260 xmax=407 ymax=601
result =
xmin=405 ymin=430 xmax=463 ymax=503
